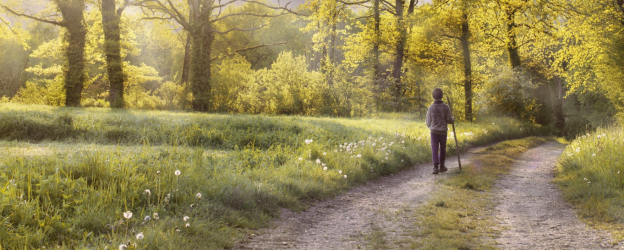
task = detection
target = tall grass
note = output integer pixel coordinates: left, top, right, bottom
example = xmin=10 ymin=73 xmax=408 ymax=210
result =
xmin=555 ymin=126 xmax=624 ymax=239
xmin=0 ymin=103 xmax=547 ymax=249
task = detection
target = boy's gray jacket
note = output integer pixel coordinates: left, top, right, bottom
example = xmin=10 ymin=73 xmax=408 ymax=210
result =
xmin=426 ymin=101 xmax=453 ymax=132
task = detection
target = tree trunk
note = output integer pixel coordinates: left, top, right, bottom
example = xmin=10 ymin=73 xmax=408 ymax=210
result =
xmin=505 ymin=8 xmax=521 ymax=69
xmin=328 ymin=19 xmax=337 ymax=85
xmin=373 ymin=0 xmax=381 ymax=79
xmin=58 ymin=0 xmax=87 ymax=107
xmin=101 ymin=0 xmax=125 ymax=108
xmin=553 ymin=75 xmax=565 ymax=131
xmin=190 ymin=0 xmax=214 ymax=112
xmin=459 ymin=11 xmax=473 ymax=122
xmin=181 ymin=33 xmax=192 ymax=84
xmin=392 ymin=0 xmax=405 ymax=82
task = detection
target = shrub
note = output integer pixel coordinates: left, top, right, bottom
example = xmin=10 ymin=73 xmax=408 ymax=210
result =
xmin=477 ymin=67 xmax=540 ymax=122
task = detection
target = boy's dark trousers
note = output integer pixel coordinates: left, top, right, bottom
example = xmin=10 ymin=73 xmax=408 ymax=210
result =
xmin=430 ymin=132 xmax=447 ymax=165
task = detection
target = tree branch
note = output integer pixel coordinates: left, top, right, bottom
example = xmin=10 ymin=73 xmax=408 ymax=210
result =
xmin=211 ymin=10 xmax=289 ymax=23
xmin=213 ymin=24 xmax=268 ymax=35
xmin=239 ymin=0 xmax=306 ymax=16
xmin=212 ymin=42 xmax=289 ymax=60
xmin=1 ymin=5 xmax=65 ymax=27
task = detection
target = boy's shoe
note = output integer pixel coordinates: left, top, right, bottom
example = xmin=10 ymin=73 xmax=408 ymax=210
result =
xmin=433 ymin=164 xmax=440 ymax=174
xmin=439 ymin=164 xmax=448 ymax=173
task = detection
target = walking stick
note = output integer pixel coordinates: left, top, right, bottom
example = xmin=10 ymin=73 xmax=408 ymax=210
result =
xmin=447 ymin=96 xmax=462 ymax=171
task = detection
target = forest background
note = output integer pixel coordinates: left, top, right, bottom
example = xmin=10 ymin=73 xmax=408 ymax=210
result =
xmin=1 ymin=0 xmax=623 ymax=136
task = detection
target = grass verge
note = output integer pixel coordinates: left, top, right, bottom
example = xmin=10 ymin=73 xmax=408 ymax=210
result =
xmin=407 ymin=137 xmax=553 ymax=249
xmin=555 ymin=126 xmax=624 ymax=240
xmin=0 ymin=104 xmax=548 ymax=249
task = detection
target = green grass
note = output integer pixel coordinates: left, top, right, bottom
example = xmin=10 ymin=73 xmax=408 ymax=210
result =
xmin=407 ymin=137 xmax=553 ymax=249
xmin=555 ymin=126 xmax=624 ymax=240
xmin=0 ymin=103 xmax=547 ymax=249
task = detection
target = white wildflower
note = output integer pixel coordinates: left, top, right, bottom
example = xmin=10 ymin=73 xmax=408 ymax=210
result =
xmin=119 ymin=244 xmax=127 ymax=250
xmin=185 ymin=223 xmax=190 ymax=228
xmin=144 ymin=189 xmax=151 ymax=196
xmin=316 ymin=159 xmax=321 ymax=164
xmin=144 ymin=216 xmax=151 ymax=221
xmin=175 ymin=170 xmax=181 ymax=176
xmin=136 ymin=232 xmax=144 ymax=240
xmin=153 ymin=213 xmax=159 ymax=220
xmin=343 ymin=175 xmax=347 ymax=179
xmin=323 ymin=152 xmax=326 ymax=156
xmin=323 ymin=167 xmax=328 ymax=171
xmin=183 ymin=216 xmax=190 ymax=221
xmin=298 ymin=157 xmax=303 ymax=161
xmin=339 ymin=170 xmax=342 ymax=174
xmin=196 ymin=193 xmax=202 ymax=199
xmin=123 ymin=211 xmax=132 ymax=219
xmin=356 ymin=154 xmax=362 ymax=158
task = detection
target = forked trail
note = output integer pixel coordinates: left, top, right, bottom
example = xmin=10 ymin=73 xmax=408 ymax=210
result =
xmin=235 ymin=142 xmax=619 ymax=249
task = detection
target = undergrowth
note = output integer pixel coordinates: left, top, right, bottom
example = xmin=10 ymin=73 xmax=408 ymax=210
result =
xmin=409 ymin=137 xmax=552 ymax=249
xmin=0 ymin=103 xmax=548 ymax=249
xmin=555 ymin=126 xmax=624 ymax=240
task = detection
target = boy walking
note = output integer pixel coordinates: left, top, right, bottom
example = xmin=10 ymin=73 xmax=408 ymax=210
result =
xmin=426 ymin=88 xmax=454 ymax=174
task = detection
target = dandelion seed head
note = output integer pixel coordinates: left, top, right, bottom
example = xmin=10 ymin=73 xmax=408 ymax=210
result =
xmin=144 ymin=216 xmax=151 ymax=221
xmin=175 ymin=170 xmax=181 ymax=176
xmin=339 ymin=170 xmax=342 ymax=174
xmin=196 ymin=193 xmax=202 ymax=199
xmin=323 ymin=167 xmax=327 ymax=171
xmin=343 ymin=175 xmax=347 ymax=179
xmin=316 ymin=159 xmax=321 ymax=164
xmin=136 ymin=232 xmax=144 ymax=240
xmin=123 ymin=211 xmax=133 ymax=219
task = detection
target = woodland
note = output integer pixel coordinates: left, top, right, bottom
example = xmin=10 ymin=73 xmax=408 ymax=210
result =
xmin=0 ymin=0 xmax=621 ymax=132
xmin=1 ymin=1 xmax=624 ymax=248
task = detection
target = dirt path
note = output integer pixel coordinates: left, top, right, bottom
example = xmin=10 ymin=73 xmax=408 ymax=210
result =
xmin=236 ymin=142 xmax=620 ymax=250
xmin=491 ymin=142 xmax=619 ymax=249
xmin=235 ymin=147 xmax=480 ymax=250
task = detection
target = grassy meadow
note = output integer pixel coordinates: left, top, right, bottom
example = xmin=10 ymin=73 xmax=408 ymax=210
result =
xmin=0 ymin=103 xmax=548 ymax=249
xmin=555 ymin=126 xmax=624 ymax=240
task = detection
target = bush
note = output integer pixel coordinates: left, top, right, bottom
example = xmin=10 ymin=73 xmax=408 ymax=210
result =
xmin=477 ymin=67 xmax=540 ymax=122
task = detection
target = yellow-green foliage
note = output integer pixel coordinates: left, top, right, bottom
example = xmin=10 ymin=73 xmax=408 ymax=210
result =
xmin=0 ymin=103 xmax=547 ymax=249
xmin=410 ymin=137 xmax=551 ymax=249
xmin=555 ymin=126 xmax=624 ymax=239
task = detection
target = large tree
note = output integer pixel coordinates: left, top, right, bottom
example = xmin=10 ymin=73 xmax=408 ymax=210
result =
xmin=140 ymin=0 xmax=295 ymax=111
xmin=101 ymin=0 xmax=134 ymax=108
xmin=2 ymin=0 xmax=87 ymax=107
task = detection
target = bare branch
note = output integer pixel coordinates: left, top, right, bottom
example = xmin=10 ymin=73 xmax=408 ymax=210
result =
xmin=212 ymin=42 xmax=289 ymax=60
xmin=211 ymin=10 xmax=289 ymax=23
xmin=1 ymin=4 xmax=64 ymax=27
xmin=238 ymin=1 xmax=307 ymax=16
xmin=213 ymin=24 xmax=268 ymax=35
